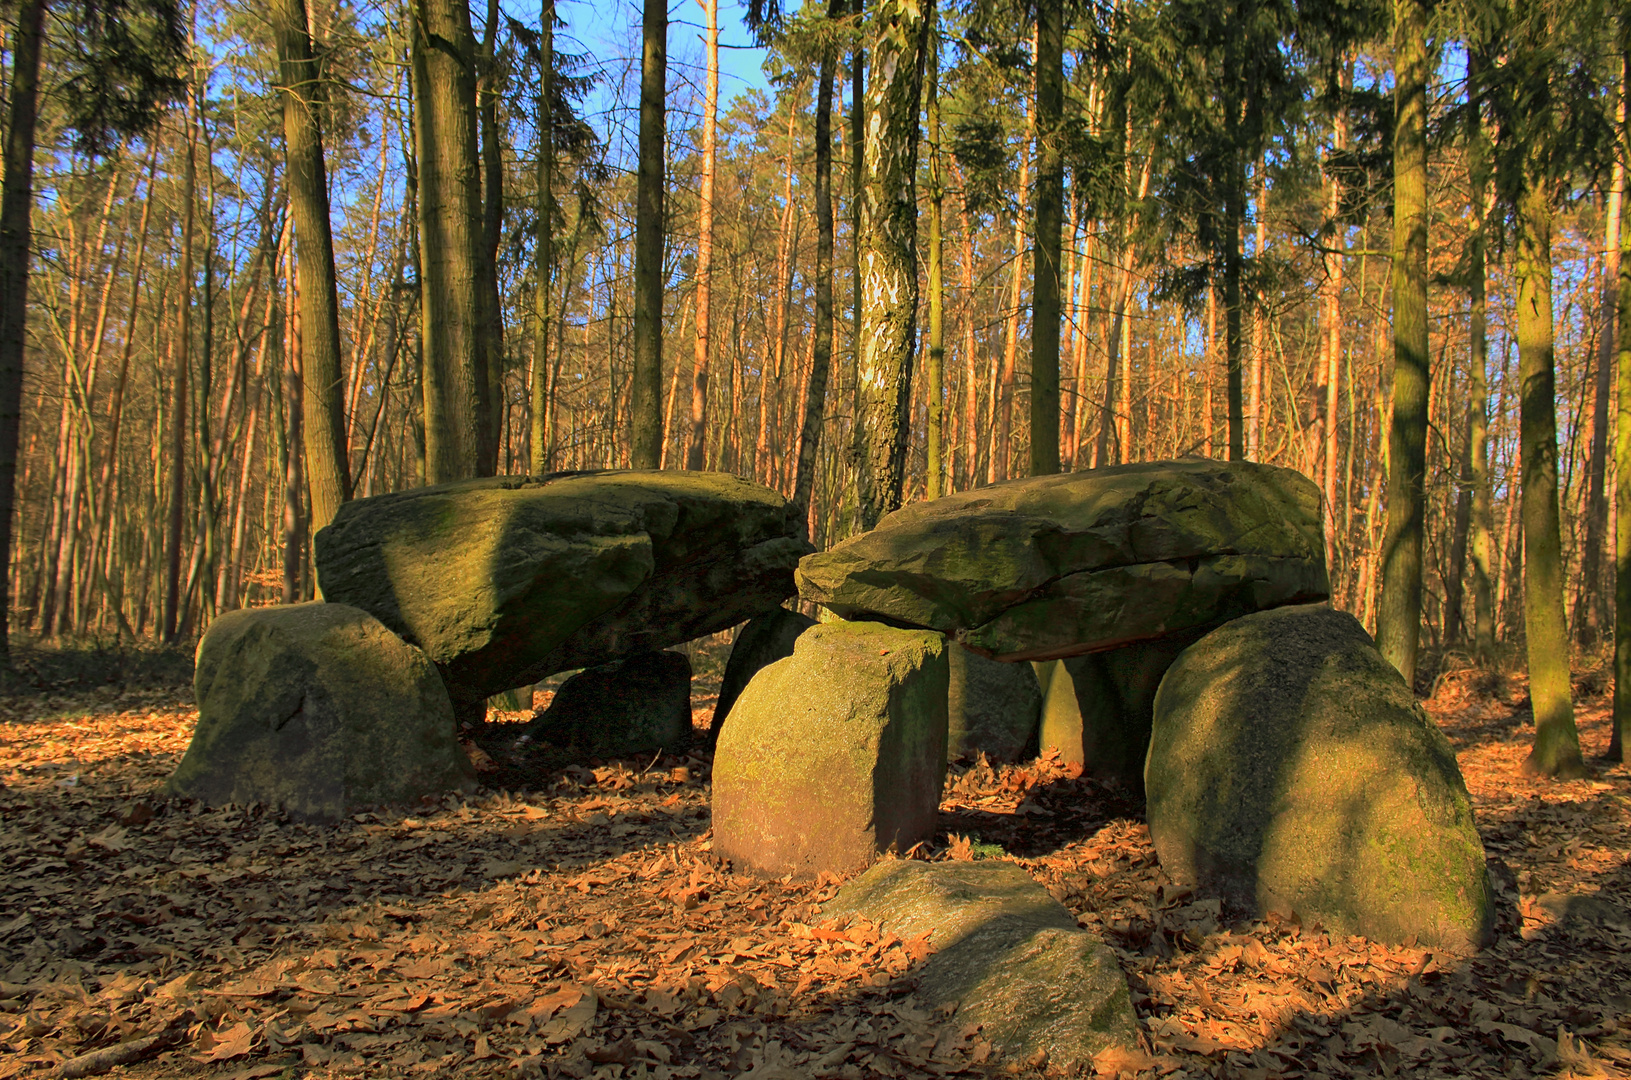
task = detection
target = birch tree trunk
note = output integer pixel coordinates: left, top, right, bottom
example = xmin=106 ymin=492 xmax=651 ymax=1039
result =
xmin=851 ymin=0 xmax=928 ymax=529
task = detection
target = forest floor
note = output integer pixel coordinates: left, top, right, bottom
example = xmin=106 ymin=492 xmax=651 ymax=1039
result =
xmin=1 ymin=644 xmax=1630 ymax=1080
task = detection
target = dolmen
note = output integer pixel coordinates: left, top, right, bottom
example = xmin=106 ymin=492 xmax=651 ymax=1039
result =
xmin=168 ymin=470 xmax=812 ymax=819
xmin=714 ymin=458 xmax=1493 ymax=951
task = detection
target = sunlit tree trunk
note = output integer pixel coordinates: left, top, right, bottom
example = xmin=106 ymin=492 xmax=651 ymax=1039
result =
xmin=685 ymin=0 xmax=720 ymax=471
xmin=477 ymin=0 xmax=505 ymax=475
xmin=925 ymin=15 xmax=946 ymax=496
xmin=1611 ymin=25 xmax=1630 ymax=762
xmin=163 ymin=88 xmax=199 ymax=642
xmin=276 ymin=0 xmax=351 ymax=539
xmin=852 ymin=0 xmax=928 ymax=528
xmin=530 ymin=0 xmax=555 ymax=475
xmin=794 ymin=0 xmax=842 ymax=524
xmin=1376 ymin=0 xmax=1429 ymax=687
xmin=412 ymin=0 xmax=487 ymax=483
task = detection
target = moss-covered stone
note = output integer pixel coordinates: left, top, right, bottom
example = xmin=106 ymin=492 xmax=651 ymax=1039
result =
xmin=1147 ymin=604 xmax=1494 ymax=951
xmin=314 ymin=470 xmax=812 ymax=720
xmin=948 ymin=644 xmax=1040 ymax=763
xmin=709 ymin=607 xmax=816 ymax=746
xmin=1034 ymin=632 xmax=1202 ymax=792
xmin=527 ymin=650 xmax=692 ymax=756
xmin=168 ymin=603 xmax=475 ymax=820
xmin=796 ymin=459 xmax=1327 ymax=661
xmin=711 ymin=622 xmax=948 ymax=878
xmin=825 ymin=860 xmax=1137 ymax=1069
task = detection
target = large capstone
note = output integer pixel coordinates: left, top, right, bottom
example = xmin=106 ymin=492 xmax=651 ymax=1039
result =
xmin=314 ymin=470 xmax=813 ymax=720
xmin=796 ymin=459 xmax=1327 ymax=661
xmin=526 ymin=650 xmax=692 ymax=757
xmin=168 ymin=603 xmax=474 ymax=820
xmin=709 ymin=607 xmax=816 ymax=746
xmin=1147 ymin=603 xmax=1494 ymax=951
xmin=948 ymin=643 xmax=1041 ymax=764
xmin=824 ymin=859 xmax=1138 ymax=1069
xmin=711 ymin=621 xmax=948 ymax=878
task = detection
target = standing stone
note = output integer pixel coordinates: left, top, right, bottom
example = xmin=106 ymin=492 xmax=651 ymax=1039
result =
xmin=709 ymin=607 xmax=816 ymax=745
xmin=1034 ymin=633 xmax=1201 ymax=791
xmin=712 ymin=621 xmax=948 ymax=878
xmin=168 ymin=603 xmax=474 ymax=820
xmin=527 ymin=651 xmax=692 ymax=757
xmin=1147 ymin=603 xmax=1494 ymax=950
xmin=797 ymin=459 xmax=1327 ymax=661
xmin=948 ymin=643 xmax=1041 ymax=763
xmin=824 ymin=860 xmax=1137 ymax=1069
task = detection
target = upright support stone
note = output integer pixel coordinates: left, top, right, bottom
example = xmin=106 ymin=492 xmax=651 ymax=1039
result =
xmin=168 ymin=603 xmax=475 ymax=820
xmin=709 ymin=607 xmax=816 ymax=746
xmin=712 ymin=621 xmax=948 ymax=877
xmin=1148 ymin=603 xmax=1494 ymax=950
xmin=527 ymin=650 xmax=692 ymax=756
xmin=948 ymin=643 xmax=1040 ymax=763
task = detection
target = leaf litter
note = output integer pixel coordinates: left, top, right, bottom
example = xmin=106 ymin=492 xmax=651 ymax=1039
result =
xmin=0 ymin=668 xmax=1628 ymax=1079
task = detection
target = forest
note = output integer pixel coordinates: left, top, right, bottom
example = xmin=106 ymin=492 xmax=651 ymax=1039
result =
xmin=1 ymin=0 xmax=1630 ymax=1076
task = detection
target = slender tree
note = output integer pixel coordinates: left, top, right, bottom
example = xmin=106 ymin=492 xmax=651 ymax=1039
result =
xmin=1611 ymin=19 xmax=1630 ymax=762
xmin=530 ymin=0 xmax=556 ymax=475
xmin=630 ymin=0 xmax=667 ymax=468
xmin=274 ymin=0 xmax=351 ymax=540
xmin=1375 ymin=0 xmax=1429 ymax=687
xmin=1030 ymin=0 xmax=1063 ymax=476
xmin=925 ymin=8 xmax=945 ymax=497
xmin=687 ymin=0 xmax=722 ymax=471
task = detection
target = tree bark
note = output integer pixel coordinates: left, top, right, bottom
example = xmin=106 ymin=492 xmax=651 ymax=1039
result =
xmin=686 ymin=0 xmax=720 ymax=471
xmin=851 ymin=0 xmax=928 ymax=529
xmin=925 ymin=15 xmax=946 ymax=496
xmin=1578 ymin=91 xmax=1624 ymax=646
xmin=530 ymin=0 xmax=555 ymax=475
xmin=629 ymin=0 xmax=667 ymax=468
xmin=1375 ymin=0 xmax=1429 ymax=688
xmin=794 ymin=1 xmax=842 ymax=525
xmin=1613 ymin=23 xmax=1631 ymax=762
xmin=163 ymin=88 xmax=199 ymax=642
xmin=1030 ymin=0 xmax=1062 ymax=476
xmin=412 ymin=0 xmax=487 ymax=483
xmin=276 ymin=0 xmax=352 ymax=541
xmin=1511 ymin=46 xmax=1584 ymax=777
xmin=1468 ymin=49 xmax=1496 ymax=662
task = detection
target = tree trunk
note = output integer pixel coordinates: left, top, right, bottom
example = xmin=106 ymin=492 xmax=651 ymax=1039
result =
xmin=793 ymin=1 xmax=841 ymax=525
xmin=1375 ymin=0 xmax=1429 ymax=688
xmin=1512 ymin=63 xmax=1584 ymax=777
xmin=851 ymin=0 xmax=928 ymax=529
xmin=276 ymin=0 xmax=352 ymax=540
xmin=163 ymin=88 xmax=199 ymax=642
xmin=477 ymin=0 xmax=505 ymax=475
xmin=530 ymin=0 xmax=555 ymax=475
xmin=925 ymin=16 xmax=946 ymax=497
xmin=1613 ymin=24 xmax=1631 ymax=762
xmin=685 ymin=0 xmax=720 ymax=471
xmin=629 ymin=0 xmax=667 ymax=468
xmin=1030 ymin=0 xmax=1062 ymax=476
xmin=1247 ymin=164 xmax=1268 ymax=460
xmin=1468 ymin=49 xmax=1496 ymax=662
xmin=412 ymin=0 xmax=487 ymax=483
xmin=1579 ymin=96 xmax=1624 ymax=645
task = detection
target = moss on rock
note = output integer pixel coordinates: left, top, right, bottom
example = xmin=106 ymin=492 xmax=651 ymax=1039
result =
xmin=825 ymin=860 xmax=1137 ymax=1068
xmin=168 ymin=603 xmax=474 ymax=820
xmin=314 ymin=470 xmax=812 ymax=719
xmin=711 ymin=622 xmax=947 ymax=878
xmin=796 ymin=460 xmax=1327 ymax=661
xmin=1147 ymin=603 xmax=1494 ymax=951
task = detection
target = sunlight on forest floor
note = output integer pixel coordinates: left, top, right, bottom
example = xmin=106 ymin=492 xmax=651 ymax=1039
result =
xmin=1 ymin=660 xmax=1629 ymax=1079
